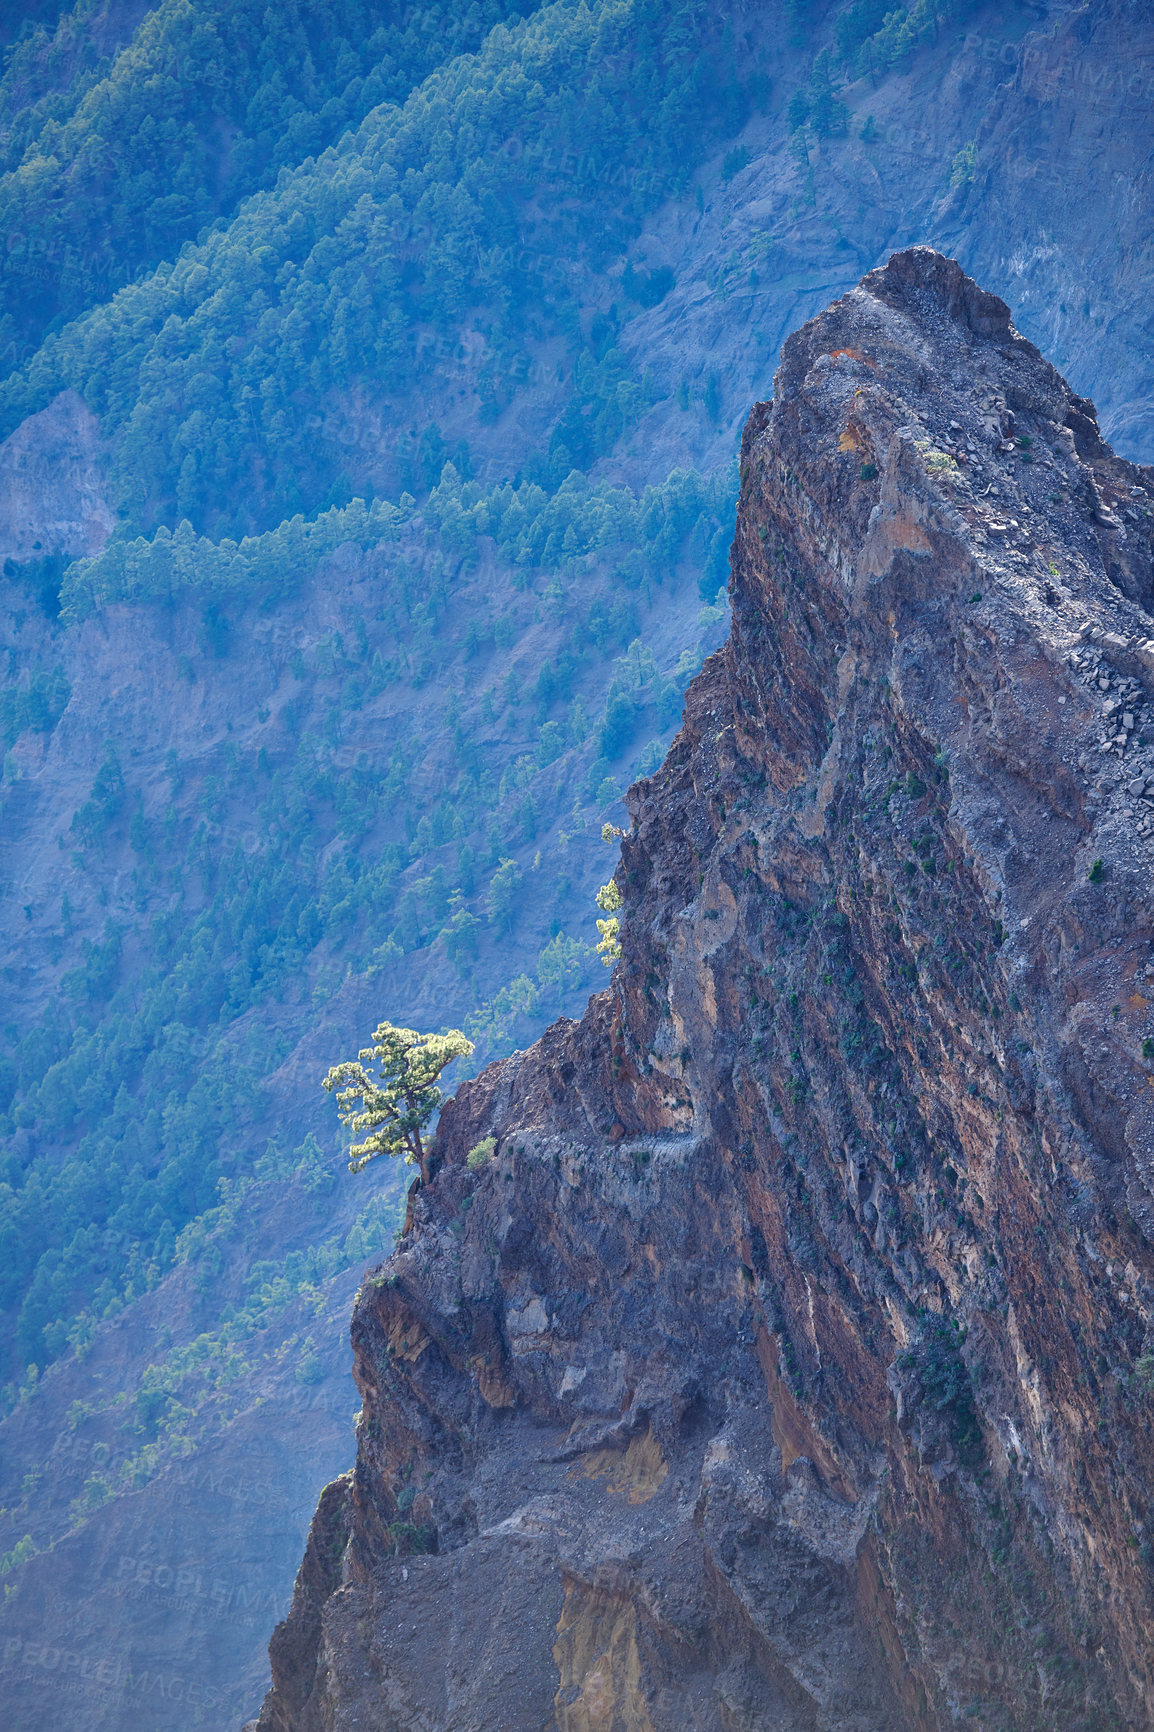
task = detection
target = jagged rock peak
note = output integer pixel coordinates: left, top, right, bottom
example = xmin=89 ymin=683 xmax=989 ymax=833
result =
xmin=249 ymin=250 xmax=1154 ymax=1731
xmin=859 ymin=244 xmax=1014 ymax=338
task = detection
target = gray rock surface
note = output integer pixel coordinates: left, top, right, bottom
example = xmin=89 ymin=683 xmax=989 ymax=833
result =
xmin=0 ymin=388 xmax=112 ymax=563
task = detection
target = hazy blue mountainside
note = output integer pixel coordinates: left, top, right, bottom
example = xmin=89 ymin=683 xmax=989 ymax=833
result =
xmin=0 ymin=0 xmax=1151 ymax=1725
xmin=0 ymin=0 xmax=542 ymax=360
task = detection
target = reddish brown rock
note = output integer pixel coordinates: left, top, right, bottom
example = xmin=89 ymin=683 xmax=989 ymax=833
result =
xmin=251 ymin=250 xmax=1154 ymax=1730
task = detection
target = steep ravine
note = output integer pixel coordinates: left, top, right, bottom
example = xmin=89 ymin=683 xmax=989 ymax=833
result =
xmin=251 ymin=250 xmax=1154 ymax=1731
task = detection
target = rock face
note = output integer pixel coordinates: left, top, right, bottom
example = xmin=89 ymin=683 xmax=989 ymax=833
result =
xmin=0 ymin=388 xmax=112 ymax=563
xmin=250 ymin=248 xmax=1154 ymax=1730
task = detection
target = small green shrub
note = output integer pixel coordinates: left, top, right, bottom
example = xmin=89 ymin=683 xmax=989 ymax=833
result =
xmin=466 ymin=1136 xmax=496 ymax=1170
xmin=387 ymin=1520 xmax=432 ymax=1555
xmin=901 ymin=1316 xmax=983 ymax=1468
xmin=948 ymin=140 xmax=977 ymax=189
xmin=595 ymin=878 xmax=623 ymax=967
xmin=1142 ymin=1038 xmax=1154 ymax=1061
xmin=1089 ymin=858 xmax=1104 ymax=883
xmin=0 ymin=1534 xmax=36 ymax=1575
xmin=296 ymin=1340 xmax=323 ymax=1386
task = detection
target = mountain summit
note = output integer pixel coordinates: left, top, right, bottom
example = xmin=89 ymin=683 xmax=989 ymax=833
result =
xmin=254 ymin=245 xmax=1154 ymax=1729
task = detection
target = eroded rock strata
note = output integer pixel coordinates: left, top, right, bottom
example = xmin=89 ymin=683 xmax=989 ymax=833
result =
xmin=252 ymin=251 xmax=1154 ymax=1731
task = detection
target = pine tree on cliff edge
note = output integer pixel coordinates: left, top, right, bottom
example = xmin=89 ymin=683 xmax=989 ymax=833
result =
xmin=322 ymin=1021 xmax=472 ymax=1184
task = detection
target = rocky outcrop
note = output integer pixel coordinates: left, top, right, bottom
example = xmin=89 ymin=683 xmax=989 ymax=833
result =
xmin=251 ymin=249 xmax=1154 ymax=1730
xmin=0 ymin=388 xmax=112 ymax=564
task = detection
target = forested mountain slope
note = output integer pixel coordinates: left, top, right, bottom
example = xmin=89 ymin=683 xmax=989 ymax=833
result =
xmin=0 ymin=0 xmax=542 ymax=360
xmin=0 ymin=0 xmax=1151 ymax=1726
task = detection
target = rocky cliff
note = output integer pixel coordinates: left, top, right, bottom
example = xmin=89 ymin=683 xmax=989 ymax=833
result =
xmin=8 ymin=4 xmax=1154 ymax=1725
xmin=251 ymin=249 xmax=1154 ymax=1731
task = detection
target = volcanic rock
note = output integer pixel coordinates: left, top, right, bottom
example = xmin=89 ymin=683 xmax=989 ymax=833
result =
xmin=250 ymin=250 xmax=1154 ymax=1730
